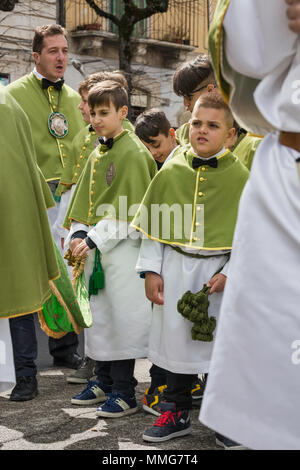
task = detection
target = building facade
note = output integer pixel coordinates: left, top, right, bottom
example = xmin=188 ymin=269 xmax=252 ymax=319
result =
xmin=0 ymin=0 xmax=216 ymax=126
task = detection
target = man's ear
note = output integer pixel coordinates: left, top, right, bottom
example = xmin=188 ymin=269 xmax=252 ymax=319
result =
xmin=33 ymin=52 xmax=40 ymax=65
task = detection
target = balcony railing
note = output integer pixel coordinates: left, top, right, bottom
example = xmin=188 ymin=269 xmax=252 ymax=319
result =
xmin=66 ymin=0 xmax=207 ymax=49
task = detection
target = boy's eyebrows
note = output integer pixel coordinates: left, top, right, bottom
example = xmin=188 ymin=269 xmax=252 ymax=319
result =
xmin=191 ymin=118 xmax=221 ymax=124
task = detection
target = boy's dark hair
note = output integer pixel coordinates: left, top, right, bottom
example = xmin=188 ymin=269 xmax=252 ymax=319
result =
xmin=135 ymin=108 xmax=171 ymax=143
xmin=88 ymin=80 xmax=128 ymax=110
xmin=32 ymin=24 xmax=67 ymax=53
xmin=173 ymin=55 xmax=216 ymax=97
xmin=78 ymin=71 xmax=128 ymax=96
xmin=193 ymin=91 xmax=234 ymax=128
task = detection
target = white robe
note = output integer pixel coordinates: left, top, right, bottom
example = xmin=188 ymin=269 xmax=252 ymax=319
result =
xmin=66 ymin=220 xmax=152 ymax=361
xmin=0 ymin=319 xmax=15 ymax=393
xmin=200 ymin=0 xmax=300 ymax=450
xmin=136 ymin=240 xmax=229 ymax=374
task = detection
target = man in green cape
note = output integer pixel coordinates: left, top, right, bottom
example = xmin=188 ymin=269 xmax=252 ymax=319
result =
xmin=6 ymin=24 xmax=85 ymax=369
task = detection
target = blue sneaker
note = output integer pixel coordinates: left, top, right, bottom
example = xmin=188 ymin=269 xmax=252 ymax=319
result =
xmin=96 ymin=392 xmax=138 ymax=418
xmin=142 ymin=402 xmax=191 ymax=442
xmin=215 ymin=433 xmax=247 ymax=450
xmin=71 ymin=380 xmax=112 ymax=405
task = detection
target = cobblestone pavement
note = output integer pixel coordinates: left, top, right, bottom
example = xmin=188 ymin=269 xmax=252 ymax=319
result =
xmin=0 ymin=359 xmax=220 ymax=451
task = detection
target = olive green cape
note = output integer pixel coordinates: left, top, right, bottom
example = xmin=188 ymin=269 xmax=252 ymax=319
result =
xmin=233 ymin=133 xmax=262 ymax=170
xmin=175 ymin=122 xmax=190 ymax=146
xmin=56 ymin=118 xmax=134 ymax=196
xmin=131 ymin=147 xmax=249 ymax=250
xmin=0 ymin=86 xmax=59 ymax=318
xmin=64 ymin=130 xmax=157 ymax=229
xmin=6 ymin=73 xmax=85 ymax=181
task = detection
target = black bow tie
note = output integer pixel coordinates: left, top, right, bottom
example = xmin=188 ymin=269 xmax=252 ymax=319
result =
xmin=89 ymin=125 xmax=94 ymax=132
xmin=98 ymin=137 xmax=114 ymax=149
xmin=42 ymin=78 xmax=64 ymax=91
xmin=192 ymin=156 xmax=218 ymax=169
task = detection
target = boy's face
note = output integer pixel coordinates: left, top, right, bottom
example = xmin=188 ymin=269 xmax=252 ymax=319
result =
xmin=89 ymin=101 xmax=128 ymax=139
xmin=33 ymin=34 xmax=68 ymax=82
xmin=189 ymin=106 xmax=235 ymax=158
xmin=141 ymin=129 xmax=176 ymax=164
xmin=78 ymin=90 xmax=90 ymax=123
xmin=183 ymin=83 xmax=215 ymax=113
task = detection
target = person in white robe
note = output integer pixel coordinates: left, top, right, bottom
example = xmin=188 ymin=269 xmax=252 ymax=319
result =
xmin=200 ymin=0 xmax=300 ymax=450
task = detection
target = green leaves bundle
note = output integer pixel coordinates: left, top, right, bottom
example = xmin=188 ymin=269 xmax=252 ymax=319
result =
xmin=177 ymin=284 xmax=216 ymax=342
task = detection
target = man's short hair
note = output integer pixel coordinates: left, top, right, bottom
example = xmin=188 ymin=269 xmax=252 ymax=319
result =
xmin=78 ymin=71 xmax=128 ymax=96
xmin=192 ymin=91 xmax=234 ymax=128
xmin=135 ymin=108 xmax=171 ymax=143
xmin=88 ymin=80 xmax=128 ymax=110
xmin=32 ymin=24 xmax=67 ymax=54
xmin=173 ymin=55 xmax=216 ymax=97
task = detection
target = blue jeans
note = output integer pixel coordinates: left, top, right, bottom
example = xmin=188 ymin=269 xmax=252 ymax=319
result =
xmin=95 ymin=359 xmax=138 ymax=397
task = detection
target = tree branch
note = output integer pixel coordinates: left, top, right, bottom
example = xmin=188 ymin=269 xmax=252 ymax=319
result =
xmin=84 ymin=0 xmax=121 ymax=26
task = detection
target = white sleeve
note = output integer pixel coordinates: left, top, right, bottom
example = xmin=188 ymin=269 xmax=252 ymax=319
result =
xmin=220 ymin=258 xmax=230 ymax=278
xmin=87 ymin=219 xmax=139 ymax=254
xmin=136 ymin=238 xmax=164 ymax=275
xmin=53 ymin=189 xmax=74 ymax=239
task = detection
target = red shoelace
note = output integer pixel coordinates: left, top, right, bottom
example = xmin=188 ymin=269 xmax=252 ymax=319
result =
xmin=154 ymin=410 xmax=178 ymax=427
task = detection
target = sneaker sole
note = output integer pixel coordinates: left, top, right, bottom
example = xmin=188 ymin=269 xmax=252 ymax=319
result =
xmin=142 ymin=404 xmax=161 ymax=417
xmin=215 ymin=438 xmax=247 ymax=450
xmin=71 ymin=396 xmax=107 ymax=405
xmin=143 ymin=427 xmax=191 ymax=443
xmin=96 ymin=406 xmax=138 ymax=418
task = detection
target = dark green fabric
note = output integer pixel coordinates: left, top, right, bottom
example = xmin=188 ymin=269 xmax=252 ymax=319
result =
xmin=0 ymin=86 xmax=59 ymax=318
xmin=42 ymin=243 xmax=92 ymax=332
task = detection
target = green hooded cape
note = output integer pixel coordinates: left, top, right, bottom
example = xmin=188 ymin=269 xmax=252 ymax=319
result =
xmin=131 ymin=147 xmax=249 ymax=250
xmin=0 ymin=86 xmax=59 ymax=318
xmin=6 ymin=73 xmax=85 ymax=181
xmin=64 ymin=130 xmax=157 ymax=229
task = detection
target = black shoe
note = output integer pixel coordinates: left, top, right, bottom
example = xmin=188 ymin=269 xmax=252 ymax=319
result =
xmin=215 ymin=433 xmax=247 ymax=450
xmin=53 ymin=353 xmax=82 ymax=369
xmin=9 ymin=376 xmax=38 ymax=402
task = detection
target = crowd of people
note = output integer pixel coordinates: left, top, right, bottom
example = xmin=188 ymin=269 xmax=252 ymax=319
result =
xmin=1 ymin=0 xmax=300 ymax=450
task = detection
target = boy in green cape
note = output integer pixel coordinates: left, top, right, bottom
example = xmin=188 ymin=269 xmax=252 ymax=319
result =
xmin=132 ymin=92 xmax=248 ymax=444
xmin=57 ymin=72 xmax=134 ymax=385
xmin=64 ymin=81 xmax=156 ymax=417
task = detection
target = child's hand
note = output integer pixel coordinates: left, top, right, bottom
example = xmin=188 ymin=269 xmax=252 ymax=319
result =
xmin=145 ymin=272 xmax=164 ymax=305
xmin=70 ymin=238 xmax=82 ymax=254
xmin=286 ymin=0 xmax=300 ymax=33
xmin=207 ymin=273 xmax=227 ymax=295
xmin=71 ymin=238 xmax=90 ymax=257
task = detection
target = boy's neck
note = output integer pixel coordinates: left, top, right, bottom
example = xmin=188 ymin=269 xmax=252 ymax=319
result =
xmin=191 ymin=146 xmax=226 ymax=159
xmin=102 ymin=126 xmax=124 ymax=140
